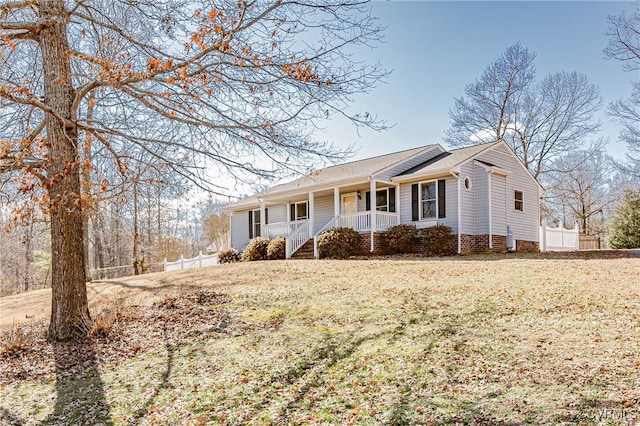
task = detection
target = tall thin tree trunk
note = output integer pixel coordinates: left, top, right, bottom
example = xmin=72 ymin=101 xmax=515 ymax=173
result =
xmin=133 ymin=180 xmax=142 ymax=275
xmin=23 ymin=220 xmax=34 ymax=292
xmin=38 ymin=0 xmax=91 ymax=341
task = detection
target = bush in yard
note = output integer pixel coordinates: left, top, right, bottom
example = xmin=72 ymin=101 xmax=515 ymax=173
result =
xmin=607 ymin=189 xmax=640 ymax=249
xmin=317 ymin=227 xmax=363 ymax=259
xmin=217 ymin=248 xmax=241 ymax=264
xmin=267 ymin=237 xmax=286 ymax=260
xmin=241 ymin=237 xmax=271 ymax=261
xmin=419 ymin=225 xmax=456 ymax=256
xmin=380 ymin=224 xmax=419 ymax=254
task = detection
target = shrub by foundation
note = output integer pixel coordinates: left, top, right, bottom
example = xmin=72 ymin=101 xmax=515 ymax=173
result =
xmin=419 ymin=225 xmax=456 ymax=256
xmin=317 ymin=227 xmax=363 ymax=259
xmin=241 ymin=237 xmax=271 ymax=261
xmin=380 ymin=224 xmax=419 ymax=254
xmin=218 ymin=247 xmax=241 ymax=264
xmin=267 ymin=237 xmax=286 ymax=260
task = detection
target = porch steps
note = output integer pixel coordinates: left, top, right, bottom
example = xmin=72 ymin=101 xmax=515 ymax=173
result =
xmin=291 ymin=239 xmax=314 ymax=259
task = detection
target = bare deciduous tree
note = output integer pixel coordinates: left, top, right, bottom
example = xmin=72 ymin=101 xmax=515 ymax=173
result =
xmin=605 ymin=10 xmax=640 ymax=173
xmin=547 ymin=145 xmax=617 ymax=235
xmin=1 ymin=0 xmax=387 ymax=340
xmin=445 ymin=43 xmax=602 ymax=179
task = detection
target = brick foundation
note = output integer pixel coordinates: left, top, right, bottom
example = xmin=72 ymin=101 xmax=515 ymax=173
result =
xmin=357 ymin=231 xmax=537 ymax=255
xmin=358 ymin=233 xmax=384 ymax=255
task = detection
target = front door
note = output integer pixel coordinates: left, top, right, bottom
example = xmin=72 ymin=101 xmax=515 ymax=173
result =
xmin=341 ymin=193 xmax=357 ymax=214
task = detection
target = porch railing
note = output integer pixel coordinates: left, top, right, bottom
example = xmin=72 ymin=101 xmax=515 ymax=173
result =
xmin=286 ymin=220 xmax=311 ymax=259
xmin=263 ymin=220 xmax=307 ymax=239
xmin=375 ymin=211 xmax=399 ymax=232
xmin=313 ymin=211 xmax=399 ymax=258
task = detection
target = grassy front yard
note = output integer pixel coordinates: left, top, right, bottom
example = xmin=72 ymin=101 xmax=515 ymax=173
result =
xmin=1 ymin=254 xmax=639 ymax=425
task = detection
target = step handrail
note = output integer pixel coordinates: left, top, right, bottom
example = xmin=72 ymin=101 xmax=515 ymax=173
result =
xmin=286 ymin=220 xmax=311 ymax=258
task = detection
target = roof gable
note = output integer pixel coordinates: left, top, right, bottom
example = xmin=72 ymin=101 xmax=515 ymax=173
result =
xmin=393 ymin=142 xmax=497 ymax=180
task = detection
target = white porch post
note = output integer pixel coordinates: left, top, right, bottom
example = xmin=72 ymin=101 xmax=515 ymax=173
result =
xmin=259 ymin=199 xmax=266 ymax=237
xmin=395 ymin=183 xmax=401 ymax=225
xmin=309 ymin=191 xmax=315 ymax=239
xmin=370 ymin=179 xmax=376 ymax=252
xmin=334 ymin=187 xmax=340 ymax=217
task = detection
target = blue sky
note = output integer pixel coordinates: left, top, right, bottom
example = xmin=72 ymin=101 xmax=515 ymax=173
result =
xmin=321 ymin=1 xmax=637 ymax=162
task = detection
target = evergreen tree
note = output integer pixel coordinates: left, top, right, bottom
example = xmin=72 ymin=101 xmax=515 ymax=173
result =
xmin=608 ymin=190 xmax=640 ymax=249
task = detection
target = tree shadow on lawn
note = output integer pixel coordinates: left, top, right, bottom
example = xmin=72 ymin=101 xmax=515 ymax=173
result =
xmin=126 ymin=323 xmax=176 ymax=426
xmin=39 ymin=339 xmax=112 ymax=425
xmin=232 ymin=309 xmax=435 ymax=424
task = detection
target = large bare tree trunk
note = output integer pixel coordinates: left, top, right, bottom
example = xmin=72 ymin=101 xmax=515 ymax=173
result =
xmin=38 ymin=0 xmax=90 ymax=341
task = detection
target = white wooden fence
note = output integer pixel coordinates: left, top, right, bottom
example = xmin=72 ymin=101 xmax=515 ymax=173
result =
xmin=539 ymin=223 xmax=579 ymax=252
xmin=164 ymin=251 xmax=218 ymax=272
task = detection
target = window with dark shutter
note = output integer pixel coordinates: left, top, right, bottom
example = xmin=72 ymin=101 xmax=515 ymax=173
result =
xmin=290 ymin=203 xmax=295 ymax=221
xmin=365 ymin=191 xmax=371 ymax=211
xmin=248 ymin=210 xmax=254 ymax=239
xmin=411 ymin=184 xmax=419 ymax=221
xmin=265 ymin=208 xmax=268 ymax=225
xmin=437 ymin=179 xmax=446 ymax=218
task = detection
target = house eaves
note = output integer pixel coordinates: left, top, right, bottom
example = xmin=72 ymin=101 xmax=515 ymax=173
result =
xmin=223 ymin=144 xmax=439 ymax=212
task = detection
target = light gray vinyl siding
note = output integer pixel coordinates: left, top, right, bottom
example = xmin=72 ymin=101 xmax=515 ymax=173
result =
xmin=266 ymin=204 xmax=286 ymax=224
xmin=398 ymin=177 xmax=458 ymax=233
xmin=459 ymin=162 xmax=475 ymax=235
xmin=491 ymin=174 xmax=507 ymax=236
xmin=377 ymin=147 xmax=443 ymax=182
xmin=230 ymin=210 xmax=251 ymax=251
xmin=473 ymin=163 xmax=489 ymax=235
xmin=313 ymin=194 xmax=334 ymax=234
xmin=476 ymin=144 xmax=540 ymax=242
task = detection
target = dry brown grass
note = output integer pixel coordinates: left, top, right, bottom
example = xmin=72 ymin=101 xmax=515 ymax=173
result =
xmin=0 ymin=253 xmax=639 ymax=425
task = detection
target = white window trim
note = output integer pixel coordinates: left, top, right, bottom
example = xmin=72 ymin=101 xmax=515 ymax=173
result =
xmin=463 ymin=176 xmax=472 ymax=191
xmin=372 ymin=188 xmax=390 ymax=211
xmin=419 ymin=179 xmax=439 ymax=221
xmin=293 ymin=200 xmax=308 ymax=221
xmin=251 ymin=209 xmax=261 ymax=237
xmin=514 ymin=189 xmax=524 ymax=212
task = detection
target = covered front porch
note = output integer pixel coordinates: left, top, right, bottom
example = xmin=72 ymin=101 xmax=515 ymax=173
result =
xmin=260 ymin=179 xmax=400 ymax=258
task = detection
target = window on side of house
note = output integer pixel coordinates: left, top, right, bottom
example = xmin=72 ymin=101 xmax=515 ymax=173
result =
xmin=420 ymin=181 xmax=437 ymax=219
xmin=514 ymin=190 xmax=524 ymax=212
xmin=411 ymin=179 xmax=445 ymax=221
xmin=249 ymin=209 xmax=261 ymax=238
xmin=290 ymin=201 xmax=308 ymax=221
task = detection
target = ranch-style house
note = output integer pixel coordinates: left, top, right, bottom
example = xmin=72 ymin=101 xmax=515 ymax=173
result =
xmin=223 ymin=140 xmax=544 ymax=258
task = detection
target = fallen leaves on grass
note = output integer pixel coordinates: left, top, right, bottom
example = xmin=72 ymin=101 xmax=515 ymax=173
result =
xmin=0 ymin=291 xmax=246 ymax=386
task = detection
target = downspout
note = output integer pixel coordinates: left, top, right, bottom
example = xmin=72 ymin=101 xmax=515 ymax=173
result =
xmin=488 ymin=170 xmax=492 ymax=249
xmin=452 ymin=170 xmax=461 ymax=254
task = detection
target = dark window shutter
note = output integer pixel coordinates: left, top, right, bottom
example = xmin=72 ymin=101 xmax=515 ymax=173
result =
xmin=248 ymin=211 xmax=253 ymax=239
xmin=389 ymin=187 xmax=396 ymax=213
xmin=411 ymin=184 xmax=419 ymax=221
xmin=265 ymin=208 xmax=269 ymax=225
xmin=365 ymin=191 xmax=371 ymax=211
xmin=438 ymin=179 xmax=446 ymax=218
xmin=290 ymin=203 xmax=295 ymax=221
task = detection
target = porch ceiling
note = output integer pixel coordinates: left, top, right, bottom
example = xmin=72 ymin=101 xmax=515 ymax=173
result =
xmin=261 ymin=180 xmax=395 ymax=205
